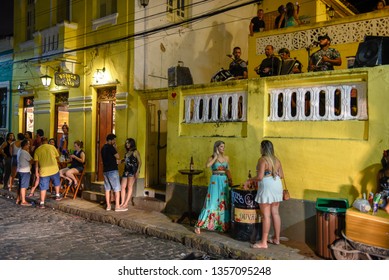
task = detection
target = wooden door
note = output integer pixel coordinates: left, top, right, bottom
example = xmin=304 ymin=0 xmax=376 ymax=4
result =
xmin=96 ymin=87 xmax=116 ymax=181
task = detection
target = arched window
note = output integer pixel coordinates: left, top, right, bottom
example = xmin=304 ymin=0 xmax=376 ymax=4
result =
xmin=277 ymin=93 xmax=284 ymax=118
xmin=291 ymin=92 xmax=297 ymax=117
xmin=304 ymin=91 xmax=311 ymax=117
xmin=350 ymin=88 xmax=358 ymax=116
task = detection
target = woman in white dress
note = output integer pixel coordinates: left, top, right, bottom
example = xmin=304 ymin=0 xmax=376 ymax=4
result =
xmin=244 ymin=140 xmax=284 ymax=249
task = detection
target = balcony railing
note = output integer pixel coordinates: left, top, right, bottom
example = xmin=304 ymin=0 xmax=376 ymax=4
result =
xmin=184 ymin=92 xmax=247 ymax=124
xmin=268 ymin=82 xmax=367 ymax=121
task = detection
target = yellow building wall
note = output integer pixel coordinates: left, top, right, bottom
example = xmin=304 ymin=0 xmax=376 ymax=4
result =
xmin=164 ymin=66 xmax=389 ymax=204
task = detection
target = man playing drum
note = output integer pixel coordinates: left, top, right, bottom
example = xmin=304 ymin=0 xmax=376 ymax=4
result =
xmin=228 ymin=47 xmax=248 ymax=80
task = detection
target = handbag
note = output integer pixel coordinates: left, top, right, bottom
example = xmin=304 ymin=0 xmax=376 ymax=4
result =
xmin=282 ymin=179 xmax=290 ymax=201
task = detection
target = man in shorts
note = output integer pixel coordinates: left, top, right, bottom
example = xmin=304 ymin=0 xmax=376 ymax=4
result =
xmin=101 ymin=133 xmax=124 ymax=211
xmin=34 ymin=137 xmax=62 ymax=208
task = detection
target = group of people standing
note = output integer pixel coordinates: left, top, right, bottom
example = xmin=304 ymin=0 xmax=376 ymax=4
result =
xmin=0 ymin=126 xmax=86 ymax=209
xmin=101 ymin=134 xmax=141 ymax=212
xmin=194 ymin=140 xmax=285 ymax=249
xmin=249 ymin=2 xmax=300 ymax=37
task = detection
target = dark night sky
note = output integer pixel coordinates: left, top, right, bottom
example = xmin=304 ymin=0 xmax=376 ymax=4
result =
xmin=0 ymin=0 xmax=377 ymax=38
xmin=347 ymin=0 xmax=378 ymax=13
xmin=0 ymin=0 xmax=14 ymax=37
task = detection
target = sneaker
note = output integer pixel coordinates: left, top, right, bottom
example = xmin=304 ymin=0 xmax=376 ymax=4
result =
xmin=115 ymin=207 xmax=128 ymax=212
xmin=39 ymin=203 xmax=45 ymax=209
xmin=55 ymin=195 xmax=62 ymax=201
xmin=106 ymin=206 xmax=111 ymax=211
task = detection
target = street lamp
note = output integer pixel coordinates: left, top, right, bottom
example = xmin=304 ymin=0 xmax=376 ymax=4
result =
xmin=140 ymin=0 xmax=149 ymax=8
xmin=40 ymin=74 xmax=52 ymax=87
xmin=40 ymin=66 xmax=52 ymax=87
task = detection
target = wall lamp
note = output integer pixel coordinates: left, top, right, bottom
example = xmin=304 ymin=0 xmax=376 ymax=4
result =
xmin=95 ymin=67 xmax=106 ymax=83
xmin=40 ymin=66 xmax=52 ymax=87
xmin=327 ymin=5 xmax=335 ymax=19
xmin=18 ymin=82 xmax=28 ymax=93
xmin=140 ymin=0 xmax=149 ymax=8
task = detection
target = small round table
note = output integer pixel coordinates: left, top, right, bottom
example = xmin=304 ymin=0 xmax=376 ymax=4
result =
xmin=177 ymin=169 xmax=203 ymax=226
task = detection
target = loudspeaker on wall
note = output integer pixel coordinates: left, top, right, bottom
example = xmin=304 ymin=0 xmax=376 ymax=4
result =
xmin=354 ymin=36 xmax=389 ymax=68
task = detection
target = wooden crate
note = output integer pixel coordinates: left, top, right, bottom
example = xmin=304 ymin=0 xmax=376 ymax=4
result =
xmin=345 ymin=208 xmax=389 ymax=249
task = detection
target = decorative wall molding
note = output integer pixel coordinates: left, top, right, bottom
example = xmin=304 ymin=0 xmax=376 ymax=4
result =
xmin=256 ymin=16 xmax=389 ymax=55
xmin=92 ymin=13 xmax=119 ymax=31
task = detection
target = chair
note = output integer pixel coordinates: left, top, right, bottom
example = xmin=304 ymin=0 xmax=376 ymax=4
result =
xmin=63 ymin=163 xmax=86 ymax=199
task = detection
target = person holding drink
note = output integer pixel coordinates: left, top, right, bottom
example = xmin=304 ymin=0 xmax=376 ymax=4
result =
xmin=194 ymin=140 xmax=232 ymax=234
xmin=244 ymin=140 xmax=284 ymax=248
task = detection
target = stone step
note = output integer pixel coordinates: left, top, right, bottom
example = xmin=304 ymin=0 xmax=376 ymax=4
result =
xmin=144 ymin=184 xmax=166 ymax=201
xmin=133 ymin=196 xmax=166 ymax=212
xmin=81 ymin=190 xmax=106 ymax=204
xmin=84 ymin=181 xmax=105 ymax=193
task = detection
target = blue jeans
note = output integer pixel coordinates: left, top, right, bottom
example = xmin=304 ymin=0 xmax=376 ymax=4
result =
xmin=103 ymin=170 xmax=121 ymax=192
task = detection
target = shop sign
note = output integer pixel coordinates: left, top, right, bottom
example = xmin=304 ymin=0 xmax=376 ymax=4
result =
xmin=55 ymin=72 xmax=80 ymax=88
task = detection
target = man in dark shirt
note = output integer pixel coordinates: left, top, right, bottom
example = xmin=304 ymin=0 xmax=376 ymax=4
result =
xmin=278 ymin=48 xmax=302 ymax=74
xmin=249 ymin=9 xmax=265 ymax=36
xmin=101 ymin=133 xmax=125 ymax=212
xmin=255 ymin=45 xmax=280 ymax=77
xmin=228 ymin=47 xmax=248 ymax=79
xmin=274 ymin=5 xmax=285 ymax=29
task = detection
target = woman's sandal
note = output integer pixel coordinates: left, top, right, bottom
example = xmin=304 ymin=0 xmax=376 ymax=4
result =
xmin=194 ymin=227 xmax=201 ymax=235
xmin=267 ymin=239 xmax=280 ymax=245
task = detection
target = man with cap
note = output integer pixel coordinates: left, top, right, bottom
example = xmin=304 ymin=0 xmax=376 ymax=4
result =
xmin=278 ymin=48 xmax=302 ymax=74
xmin=309 ymin=34 xmax=342 ymax=72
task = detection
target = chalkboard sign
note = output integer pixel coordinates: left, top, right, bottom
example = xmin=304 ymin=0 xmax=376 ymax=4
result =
xmin=55 ymin=72 xmax=80 ymax=88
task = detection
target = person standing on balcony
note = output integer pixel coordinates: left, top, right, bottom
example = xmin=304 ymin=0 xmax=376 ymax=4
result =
xmin=274 ymin=5 xmax=285 ymax=29
xmin=249 ymin=9 xmax=265 ymax=36
xmin=278 ymin=2 xmax=301 ymax=28
xmin=376 ymin=0 xmax=386 ymax=10
xmin=309 ymin=34 xmax=342 ymax=72
xmin=255 ymin=45 xmax=280 ymax=77
xmin=228 ymin=47 xmax=248 ymax=79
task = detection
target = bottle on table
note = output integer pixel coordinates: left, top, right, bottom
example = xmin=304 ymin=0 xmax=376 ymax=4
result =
xmin=190 ymin=156 xmax=194 ymax=171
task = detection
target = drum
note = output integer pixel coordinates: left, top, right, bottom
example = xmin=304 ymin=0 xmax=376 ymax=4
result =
xmin=230 ymin=187 xmax=262 ymax=242
xmin=210 ymin=69 xmax=234 ymax=82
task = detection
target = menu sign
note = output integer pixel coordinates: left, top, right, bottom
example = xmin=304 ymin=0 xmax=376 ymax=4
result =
xmin=55 ymin=72 xmax=80 ymax=88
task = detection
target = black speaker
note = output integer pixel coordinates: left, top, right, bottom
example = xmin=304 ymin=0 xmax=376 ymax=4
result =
xmin=168 ymin=66 xmax=193 ymax=87
xmin=354 ymin=36 xmax=389 ymax=67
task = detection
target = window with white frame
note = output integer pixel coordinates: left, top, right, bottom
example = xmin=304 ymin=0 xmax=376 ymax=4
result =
xmin=167 ymin=0 xmax=189 ymax=22
xmin=268 ymin=82 xmax=368 ymax=122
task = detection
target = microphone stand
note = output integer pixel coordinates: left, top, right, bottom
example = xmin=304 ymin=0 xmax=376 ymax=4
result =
xmin=305 ymin=45 xmax=313 ymax=72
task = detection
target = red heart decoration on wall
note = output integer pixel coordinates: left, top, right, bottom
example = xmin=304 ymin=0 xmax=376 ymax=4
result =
xmin=171 ymin=92 xmax=177 ymax=98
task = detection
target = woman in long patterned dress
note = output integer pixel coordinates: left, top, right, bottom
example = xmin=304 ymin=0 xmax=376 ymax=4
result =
xmin=194 ymin=140 xmax=232 ymax=234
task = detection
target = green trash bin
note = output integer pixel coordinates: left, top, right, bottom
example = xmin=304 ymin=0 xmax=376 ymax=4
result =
xmin=316 ymin=198 xmax=349 ymax=259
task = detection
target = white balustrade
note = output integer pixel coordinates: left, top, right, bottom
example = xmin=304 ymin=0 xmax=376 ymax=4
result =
xmin=269 ymin=82 xmax=367 ymax=121
xmin=184 ymin=92 xmax=247 ymax=123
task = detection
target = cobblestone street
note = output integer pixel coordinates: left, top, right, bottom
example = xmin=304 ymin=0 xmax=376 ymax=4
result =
xmin=0 ymin=196 xmax=209 ymax=260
